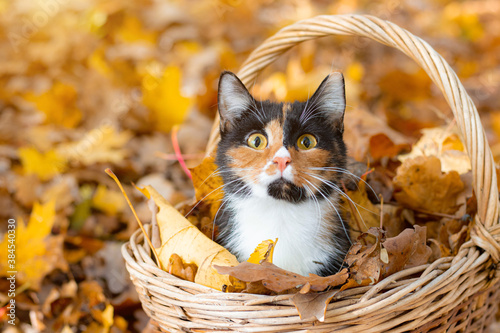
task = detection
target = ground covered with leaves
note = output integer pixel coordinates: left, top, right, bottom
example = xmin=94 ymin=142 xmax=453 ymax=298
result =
xmin=1 ymin=0 xmax=500 ymax=332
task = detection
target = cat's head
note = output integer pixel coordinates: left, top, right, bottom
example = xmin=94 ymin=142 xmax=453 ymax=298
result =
xmin=216 ymin=71 xmax=347 ymax=203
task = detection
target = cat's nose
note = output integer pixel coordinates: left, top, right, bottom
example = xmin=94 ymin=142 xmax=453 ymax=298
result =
xmin=273 ymin=156 xmax=291 ymax=173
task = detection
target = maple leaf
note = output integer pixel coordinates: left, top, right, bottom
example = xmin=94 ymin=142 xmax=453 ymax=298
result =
xmin=57 ymin=126 xmax=132 ymax=166
xmin=142 ymin=65 xmax=193 ymax=133
xmin=24 ymin=82 xmax=82 ymax=128
xmin=166 ymin=253 xmax=198 ymax=282
xmin=393 ymin=156 xmax=465 ymax=214
xmin=0 ymin=201 xmax=67 ymax=290
xmin=18 ymin=147 xmax=67 ymax=181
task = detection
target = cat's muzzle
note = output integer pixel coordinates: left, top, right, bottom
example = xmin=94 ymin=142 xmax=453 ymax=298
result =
xmin=267 ymin=179 xmax=306 ymax=203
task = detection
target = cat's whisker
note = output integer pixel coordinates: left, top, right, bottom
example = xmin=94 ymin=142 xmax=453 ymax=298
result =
xmin=305 ymin=172 xmax=379 ymax=216
xmin=308 ymin=166 xmax=379 ymax=199
xmin=184 ymin=176 xmax=245 ymax=218
xmin=304 ymin=172 xmax=376 ymax=233
xmin=300 ymin=177 xmax=353 ymax=246
xmin=301 ymin=181 xmax=323 ymax=241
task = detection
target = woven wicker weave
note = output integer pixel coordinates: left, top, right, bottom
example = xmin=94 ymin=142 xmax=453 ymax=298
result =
xmin=122 ymin=15 xmax=500 ymax=332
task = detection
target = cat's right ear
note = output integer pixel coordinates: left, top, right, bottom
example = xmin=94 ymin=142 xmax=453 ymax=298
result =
xmin=218 ymin=71 xmax=253 ymax=132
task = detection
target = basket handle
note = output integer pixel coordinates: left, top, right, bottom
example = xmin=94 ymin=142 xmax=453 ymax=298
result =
xmin=206 ymin=14 xmax=500 ymax=259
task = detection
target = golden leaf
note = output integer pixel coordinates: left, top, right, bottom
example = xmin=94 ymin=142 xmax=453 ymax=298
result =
xmin=24 ymin=82 xmax=82 ymax=128
xmin=247 ymin=239 xmax=277 ymax=264
xmin=0 ymin=200 xmax=66 ymax=289
xmin=92 ymin=184 xmax=126 ymax=216
xmin=57 ymin=125 xmax=132 ymax=166
xmin=18 ymin=147 xmax=67 ymax=181
xmin=394 ymin=156 xmax=465 ymax=214
xmin=142 ymin=65 xmax=193 ymax=133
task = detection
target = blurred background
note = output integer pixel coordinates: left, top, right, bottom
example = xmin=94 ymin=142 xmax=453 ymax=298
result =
xmin=0 ymin=0 xmax=499 ymax=331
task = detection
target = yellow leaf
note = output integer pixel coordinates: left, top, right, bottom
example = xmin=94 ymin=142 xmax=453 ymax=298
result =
xmin=24 ymin=82 xmax=82 ymax=128
xmin=0 ymin=201 xmax=66 ymax=289
xmin=344 ymin=181 xmax=380 ymax=240
xmin=116 ymin=15 xmax=156 ymax=44
xmin=57 ymin=125 xmax=132 ymax=166
xmin=92 ymin=184 xmax=126 ymax=216
xmin=102 ymin=304 xmax=114 ymax=329
xmin=398 ymin=127 xmax=471 ymax=174
xmin=189 ymin=156 xmax=224 ymax=220
xmin=142 ymin=66 xmax=193 ymax=133
xmin=18 ymin=147 xmax=67 ymax=181
xmin=248 ymin=239 xmax=277 ymax=264
xmin=145 ymin=185 xmax=240 ymax=291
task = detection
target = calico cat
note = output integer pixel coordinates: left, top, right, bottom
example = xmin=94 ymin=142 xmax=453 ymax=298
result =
xmin=214 ymin=71 xmax=351 ymax=277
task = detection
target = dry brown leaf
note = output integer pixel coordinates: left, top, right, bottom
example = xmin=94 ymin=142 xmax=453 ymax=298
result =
xmin=167 ymin=253 xmax=198 ymax=282
xmin=393 ymin=156 xmax=465 ymax=214
xmin=291 ymin=290 xmax=338 ymax=322
xmin=343 ymin=226 xmax=431 ymax=291
xmin=369 ymin=133 xmax=411 ymax=160
xmin=215 ymin=262 xmax=348 ymax=294
xmin=381 ymin=225 xmax=431 ymax=277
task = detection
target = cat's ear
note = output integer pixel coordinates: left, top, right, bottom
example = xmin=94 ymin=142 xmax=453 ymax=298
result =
xmin=218 ymin=71 xmax=253 ymax=132
xmin=309 ymin=72 xmax=346 ymax=132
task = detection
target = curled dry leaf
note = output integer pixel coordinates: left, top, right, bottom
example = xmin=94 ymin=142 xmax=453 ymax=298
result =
xmin=343 ymin=226 xmax=431 ymax=290
xmin=215 ymin=262 xmax=348 ymax=294
xmin=291 ymin=289 xmax=338 ymax=322
xmin=140 ymin=185 xmax=240 ymax=291
xmin=393 ymin=156 xmax=465 ymax=214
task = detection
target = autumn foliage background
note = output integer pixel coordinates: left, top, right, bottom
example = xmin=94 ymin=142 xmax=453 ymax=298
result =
xmin=1 ymin=0 xmax=500 ymax=332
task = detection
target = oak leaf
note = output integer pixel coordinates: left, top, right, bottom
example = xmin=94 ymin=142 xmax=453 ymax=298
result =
xmin=214 ymin=261 xmax=348 ymax=294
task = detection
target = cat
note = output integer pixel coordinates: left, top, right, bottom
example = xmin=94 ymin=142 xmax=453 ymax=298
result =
xmin=214 ymin=71 xmax=351 ymax=277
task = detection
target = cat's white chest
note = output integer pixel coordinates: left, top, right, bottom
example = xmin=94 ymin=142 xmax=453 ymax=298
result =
xmin=226 ymin=195 xmax=335 ymax=276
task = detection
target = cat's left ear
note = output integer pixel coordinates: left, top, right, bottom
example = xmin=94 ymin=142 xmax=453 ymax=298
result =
xmin=309 ymin=72 xmax=346 ymax=133
xmin=218 ymin=71 xmax=254 ymax=132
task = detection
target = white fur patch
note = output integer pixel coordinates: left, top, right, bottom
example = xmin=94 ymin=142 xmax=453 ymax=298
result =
xmin=225 ymin=192 xmax=342 ymax=276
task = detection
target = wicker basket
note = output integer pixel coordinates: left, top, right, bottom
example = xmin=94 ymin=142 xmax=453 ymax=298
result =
xmin=122 ymin=15 xmax=500 ymax=332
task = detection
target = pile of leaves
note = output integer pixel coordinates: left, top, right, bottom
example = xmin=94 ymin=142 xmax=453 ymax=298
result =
xmin=1 ymin=0 xmax=500 ymax=332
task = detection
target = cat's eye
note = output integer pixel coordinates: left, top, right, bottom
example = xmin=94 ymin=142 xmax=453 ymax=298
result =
xmin=297 ymin=134 xmax=317 ymax=150
xmin=247 ymin=133 xmax=268 ymax=150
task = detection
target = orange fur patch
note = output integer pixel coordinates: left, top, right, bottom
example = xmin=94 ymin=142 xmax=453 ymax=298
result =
xmin=290 ymin=148 xmax=332 ymax=189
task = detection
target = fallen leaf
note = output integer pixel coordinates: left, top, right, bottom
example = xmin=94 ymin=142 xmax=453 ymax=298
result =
xmin=142 ymin=65 xmax=193 ymax=133
xmin=393 ymin=156 xmax=465 ymax=214
xmin=369 ymin=133 xmax=411 ymax=160
xmin=18 ymin=147 xmax=67 ymax=181
xmin=398 ymin=127 xmax=471 ymax=174
xmin=215 ymin=262 xmax=348 ymax=294
xmin=189 ymin=156 xmax=224 ymax=220
xmin=167 ymin=253 xmax=198 ymax=282
xmin=24 ymin=82 xmax=82 ymax=128
xmin=0 ymin=200 xmax=67 ymax=289
xmin=57 ymin=125 xmax=132 ymax=166
xmin=291 ymin=289 xmax=338 ymax=322
xmin=247 ymin=239 xmax=277 ymax=264
xmin=381 ymin=225 xmax=432 ymax=277
xmin=91 ymin=184 xmax=126 ymax=216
